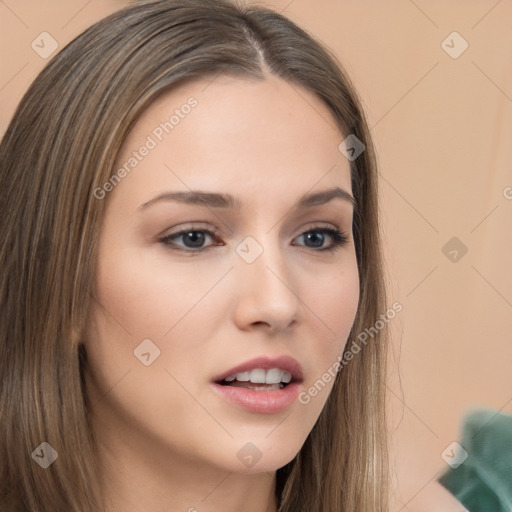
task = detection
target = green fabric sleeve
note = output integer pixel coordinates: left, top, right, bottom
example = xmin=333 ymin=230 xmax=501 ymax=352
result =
xmin=438 ymin=408 xmax=512 ymax=512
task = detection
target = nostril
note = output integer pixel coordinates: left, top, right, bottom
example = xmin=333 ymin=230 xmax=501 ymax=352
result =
xmin=252 ymin=321 xmax=272 ymax=328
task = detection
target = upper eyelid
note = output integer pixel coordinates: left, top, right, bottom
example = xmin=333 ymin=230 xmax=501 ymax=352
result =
xmin=147 ymin=202 xmax=352 ymax=234
xmin=162 ymin=221 xmax=345 ymax=238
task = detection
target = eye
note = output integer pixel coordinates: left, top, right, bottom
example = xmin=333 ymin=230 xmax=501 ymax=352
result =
xmin=160 ymin=228 xmax=222 ymax=252
xmin=292 ymin=226 xmax=349 ymax=252
xmin=159 ymin=224 xmax=349 ymax=253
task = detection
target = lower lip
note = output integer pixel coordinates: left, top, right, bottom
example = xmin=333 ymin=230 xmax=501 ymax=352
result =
xmin=211 ymin=382 xmax=302 ymax=414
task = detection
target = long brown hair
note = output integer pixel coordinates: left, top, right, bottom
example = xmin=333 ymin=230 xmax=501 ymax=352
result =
xmin=0 ymin=1 xmax=388 ymax=510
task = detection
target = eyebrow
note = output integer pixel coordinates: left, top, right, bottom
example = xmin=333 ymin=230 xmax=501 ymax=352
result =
xmin=137 ymin=186 xmax=355 ymax=212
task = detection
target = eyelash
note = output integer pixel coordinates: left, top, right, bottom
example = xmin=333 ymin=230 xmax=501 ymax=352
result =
xmin=159 ymin=224 xmax=349 ymax=253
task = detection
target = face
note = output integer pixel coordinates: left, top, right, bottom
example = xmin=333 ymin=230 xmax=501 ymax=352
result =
xmin=84 ymin=74 xmax=359 ymax=475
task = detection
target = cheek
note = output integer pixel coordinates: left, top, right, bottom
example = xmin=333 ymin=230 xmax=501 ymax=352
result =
xmin=92 ymin=245 xmax=229 ymax=340
xmin=82 ymin=250 xmax=220 ymax=440
xmin=316 ymin=261 xmax=360 ymax=348
xmin=300 ymin=260 xmax=360 ymax=397
xmin=83 ymin=245 xmax=232 ymax=399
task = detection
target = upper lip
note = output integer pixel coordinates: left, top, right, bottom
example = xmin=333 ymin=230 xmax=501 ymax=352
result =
xmin=212 ymin=355 xmax=304 ymax=383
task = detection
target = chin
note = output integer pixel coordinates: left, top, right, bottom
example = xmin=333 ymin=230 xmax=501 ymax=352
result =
xmin=215 ymin=434 xmax=306 ymax=475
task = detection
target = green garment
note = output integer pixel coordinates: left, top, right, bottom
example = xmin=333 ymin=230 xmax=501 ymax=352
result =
xmin=438 ymin=408 xmax=512 ymax=512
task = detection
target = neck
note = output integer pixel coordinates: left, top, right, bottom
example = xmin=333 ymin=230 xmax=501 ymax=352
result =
xmin=93 ymin=414 xmax=279 ymax=512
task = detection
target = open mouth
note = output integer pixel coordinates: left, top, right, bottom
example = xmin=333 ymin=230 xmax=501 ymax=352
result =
xmin=211 ymin=362 xmax=302 ymax=413
xmin=216 ymin=368 xmax=294 ymax=391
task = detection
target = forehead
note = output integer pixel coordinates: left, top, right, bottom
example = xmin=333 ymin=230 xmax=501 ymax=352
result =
xmin=111 ymin=74 xmax=353 ymax=212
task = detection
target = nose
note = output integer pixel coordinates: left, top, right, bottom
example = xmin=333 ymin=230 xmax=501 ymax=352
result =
xmin=231 ymin=236 xmax=301 ymax=333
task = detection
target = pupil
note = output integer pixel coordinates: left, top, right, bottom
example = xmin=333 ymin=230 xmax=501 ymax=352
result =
xmin=185 ymin=231 xmax=205 ymax=247
xmin=306 ymin=232 xmax=324 ymax=247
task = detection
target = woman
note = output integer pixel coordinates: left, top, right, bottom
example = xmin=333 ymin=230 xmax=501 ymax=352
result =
xmin=0 ymin=1 xmax=388 ymax=510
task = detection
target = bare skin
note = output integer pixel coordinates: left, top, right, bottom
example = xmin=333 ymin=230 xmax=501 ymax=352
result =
xmin=83 ymin=74 xmax=359 ymax=512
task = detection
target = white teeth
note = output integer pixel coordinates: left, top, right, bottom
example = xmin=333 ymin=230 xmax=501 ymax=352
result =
xmin=265 ymin=368 xmax=283 ymax=384
xmin=223 ymin=368 xmax=293 ymax=384
xmin=281 ymin=371 xmax=292 ymax=384
xmin=251 ymin=369 xmax=266 ymax=383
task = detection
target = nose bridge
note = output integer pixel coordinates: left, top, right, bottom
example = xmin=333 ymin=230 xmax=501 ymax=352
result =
xmin=232 ymin=231 xmax=300 ymax=330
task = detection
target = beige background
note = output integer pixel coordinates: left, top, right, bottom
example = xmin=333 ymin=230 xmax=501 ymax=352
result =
xmin=1 ymin=1 xmax=511 ymax=510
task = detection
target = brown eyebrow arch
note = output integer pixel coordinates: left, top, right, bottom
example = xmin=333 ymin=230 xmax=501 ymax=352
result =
xmin=137 ymin=186 xmax=355 ymax=211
